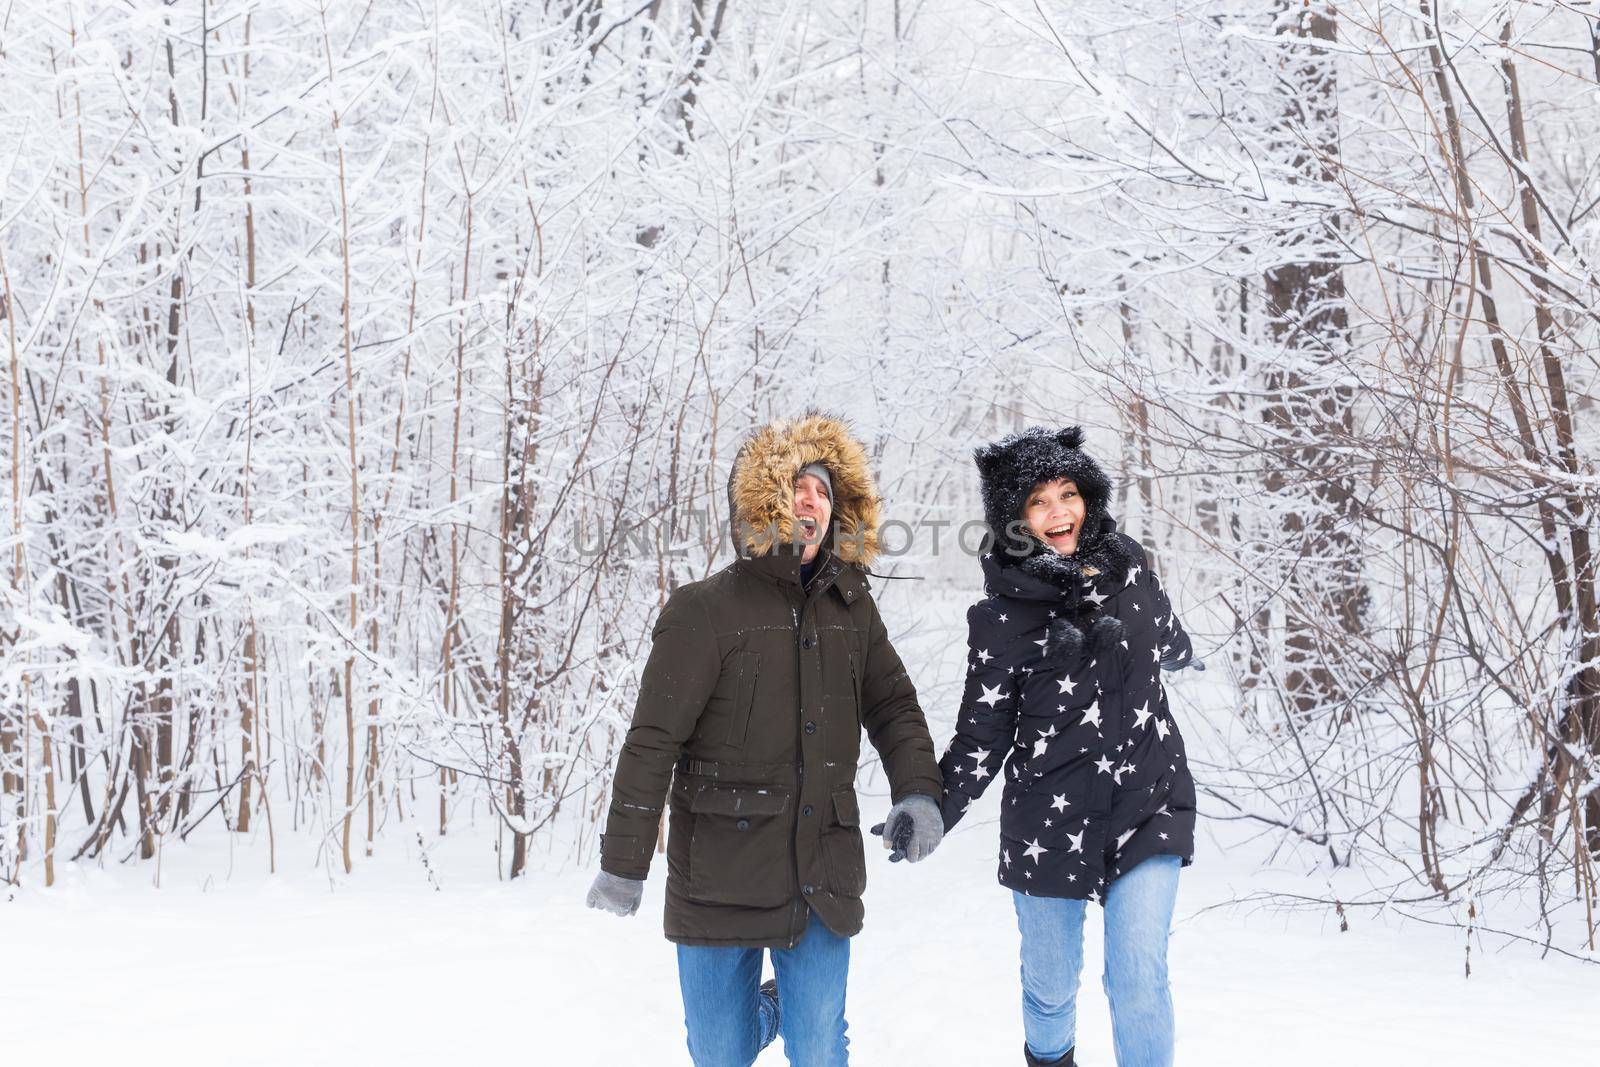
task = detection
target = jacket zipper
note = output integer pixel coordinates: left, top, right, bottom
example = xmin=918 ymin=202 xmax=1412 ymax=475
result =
xmin=789 ymin=591 xmax=805 ymax=948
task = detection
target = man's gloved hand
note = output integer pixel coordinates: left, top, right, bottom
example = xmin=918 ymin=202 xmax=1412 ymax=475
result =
xmin=586 ymin=870 xmax=644 ymax=916
xmin=868 ymin=794 xmax=943 ymax=863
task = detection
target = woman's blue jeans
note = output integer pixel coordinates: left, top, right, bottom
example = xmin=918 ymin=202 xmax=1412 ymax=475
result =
xmin=675 ymin=909 xmax=850 ymax=1066
xmin=1011 ymin=854 xmax=1181 ymax=1067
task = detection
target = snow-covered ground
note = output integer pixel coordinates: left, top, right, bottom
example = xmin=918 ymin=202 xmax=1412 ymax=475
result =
xmin=4 ymin=591 xmax=1593 ymax=1063
xmin=3 ymin=815 xmax=1587 ymax=1065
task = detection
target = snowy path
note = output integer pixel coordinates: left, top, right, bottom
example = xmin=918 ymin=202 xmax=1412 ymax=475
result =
xmin=2 ymin=809 xmax=1587 ymax=1065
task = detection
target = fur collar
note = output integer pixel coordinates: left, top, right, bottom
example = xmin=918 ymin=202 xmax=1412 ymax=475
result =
xmin=984 ymin=516 xmax=1137 ymax=602
xmin=979 ymin=518 xmax=1137 ymax=666
xmin=1013 ymin=523 xmax=1137 ymax=591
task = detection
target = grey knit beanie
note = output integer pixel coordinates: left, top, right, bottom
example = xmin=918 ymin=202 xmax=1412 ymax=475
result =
xmin=796 ymin=461 xmax=832 ymax=499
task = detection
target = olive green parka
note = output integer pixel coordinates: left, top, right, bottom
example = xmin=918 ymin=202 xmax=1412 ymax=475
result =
xmin=599 ymin=414 xmax=942 ymax=948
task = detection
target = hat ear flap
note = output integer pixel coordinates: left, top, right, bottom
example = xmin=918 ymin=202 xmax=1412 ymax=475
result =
xmin=1056 ymin=426 xmax=1085 ymax=450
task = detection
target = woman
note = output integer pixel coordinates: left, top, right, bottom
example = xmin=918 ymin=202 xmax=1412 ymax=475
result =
xmin=936 ymin=426 xmax=1203 ymax=1067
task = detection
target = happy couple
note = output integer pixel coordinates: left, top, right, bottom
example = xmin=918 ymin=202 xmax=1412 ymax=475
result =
xmin=586 ymin=414 xmax=1203 ymax=1066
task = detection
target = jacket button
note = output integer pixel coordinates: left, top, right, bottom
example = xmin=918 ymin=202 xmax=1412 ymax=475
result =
xmin=736 ymin=819 xmax=750 ymax=831
xmin=805 ymin=721 xmax=817 ymax=734
xmin=803 ymin=804 xmax=814 ymax=817
xmin=802 ymin=884 xmax=815 ymax=895
xmin=802 ymin=636 xmax=814 ymax=649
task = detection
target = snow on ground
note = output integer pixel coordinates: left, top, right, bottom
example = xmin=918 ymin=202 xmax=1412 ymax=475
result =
xmin=1 ymin=817 xmax=1587 ymax=1065
xmin=3 ymin=587 xmax=1593 ymax=1063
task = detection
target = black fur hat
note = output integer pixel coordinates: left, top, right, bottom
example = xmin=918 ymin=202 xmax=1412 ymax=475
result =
xmin=974 ymin=425 xmax=1113 ymax=562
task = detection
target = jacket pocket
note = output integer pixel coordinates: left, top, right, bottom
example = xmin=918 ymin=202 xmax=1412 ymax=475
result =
xmin=686 ymin=783 xmax=792 ymax=907
xmin=822 ymin=787 xmax=866 ymax=898
xmin=848 ymin=648 xmax=863 ymax=722
xmin=725 ymin=650 xmax=761 ymax=748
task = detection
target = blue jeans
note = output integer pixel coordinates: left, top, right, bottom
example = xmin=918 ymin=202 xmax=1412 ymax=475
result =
xmin=676 ymin=909 xmax=851 ymax=1066
xmin=1012 ymin=854 xmax=1181 ymax=1067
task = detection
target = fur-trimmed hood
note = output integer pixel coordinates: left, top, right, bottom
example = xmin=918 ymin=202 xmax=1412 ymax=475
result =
xmin=725 ymin=413 xmax=883 ymax=567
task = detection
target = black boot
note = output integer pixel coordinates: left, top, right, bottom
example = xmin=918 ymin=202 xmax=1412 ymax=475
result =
xmin=1024 ymin=1044 xmax=1074 ymax=1067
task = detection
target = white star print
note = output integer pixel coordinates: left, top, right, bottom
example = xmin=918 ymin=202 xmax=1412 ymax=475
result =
xmin=1085 ymin=588 xmax=1108 ymax=607
xmin=1032 ymin=734 xmax=1051 ymax=759
xmin=1057 ymin=675 xmax=1077 ymax=695
xmin=1024 ymin=839 xmax=1046 ymax=863
xmin=1132 ymin=701 xmax=1153 ymax=730
xmin=1155 ymin=718 xmax=1172 ymax=741
xmin=1066 ymin=829 xmax=1084 ymax=853
xmin=1034 ymin=637 xmax=1049 ymax=649
xmin=1116 ymin=829 xmax=1136 ymax=851
xmin=1125 ymin=566 xmax=1141 ymax=587
xmin=977 ymin=683 xmax=1005 ymax=708
xmin=1159 ymin=832 xmax=1169 ymax=841
xmin=976 ymin=648 xmax=993 ymax=664
xmin=1051 ymin=794 xmax=1069 ymax=813
xmin=1002 ymin=849 xmax=1011 ymax=868
xmin=971 ymin=763 xmax=991 ymax=782
xmin=1081 ymin=701 xmax=1102 ymax=730
xmin=1095 ymin=755 xmax=1114 ymax=775
xmin=998 ymin=613 xmax=1009 ymax=623
xmin=1151 ymin=646 xmax=1161 ymax=663
xmin=967 ymin=748 xmax=991 ymax=765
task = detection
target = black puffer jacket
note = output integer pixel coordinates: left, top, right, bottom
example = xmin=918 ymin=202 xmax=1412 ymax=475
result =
xmin=938 ymin=425 xmax=1198 ymax=903
xmin=939 ymin=522 xmax=1196 ymax=900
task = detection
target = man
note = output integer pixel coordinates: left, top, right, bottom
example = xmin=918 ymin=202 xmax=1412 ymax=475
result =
xmin=586 ymin=413 xmax=944 ymax=1066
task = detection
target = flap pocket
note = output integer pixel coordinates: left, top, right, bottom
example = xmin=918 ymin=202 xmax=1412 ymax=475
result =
xmin=690 ymin=784 xmax=789 ymax=817
xmin=831 ymin=788 xmax=860 ymax=828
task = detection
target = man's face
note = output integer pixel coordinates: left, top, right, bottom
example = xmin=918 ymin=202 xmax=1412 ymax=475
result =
xmin=793 ymin=472 xmax=833 ymax=563
xmin=1022 ymin=478 xmax=1086 ymax=556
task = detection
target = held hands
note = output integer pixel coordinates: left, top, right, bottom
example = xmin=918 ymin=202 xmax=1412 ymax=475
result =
xmin=585 ymin=870 xmax=644 ymax=917
xmin=868 ymin=794 xmax=943 ymax=863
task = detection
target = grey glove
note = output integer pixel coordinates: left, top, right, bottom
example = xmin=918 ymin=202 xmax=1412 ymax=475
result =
xmin=585 ymin=870 xmax=644 ymax=916
xmin=868 ymin=794 xmax=943 ymax=863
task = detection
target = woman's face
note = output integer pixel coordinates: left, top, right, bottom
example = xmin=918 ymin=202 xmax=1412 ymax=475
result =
xmin=1022 ymin=478 xmax=1086 ymax=555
